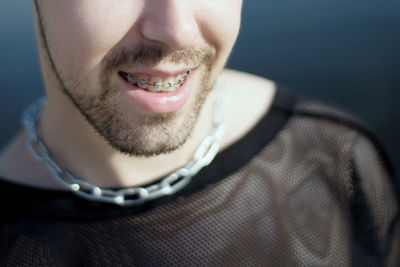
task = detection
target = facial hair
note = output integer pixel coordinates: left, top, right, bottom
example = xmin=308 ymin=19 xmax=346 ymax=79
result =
xmin=33 ymin=0 xmax=217 ymax=157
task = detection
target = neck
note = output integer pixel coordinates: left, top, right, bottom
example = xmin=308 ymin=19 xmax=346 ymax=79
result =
xmin=39 ymin=88 xmax=217 ymax=189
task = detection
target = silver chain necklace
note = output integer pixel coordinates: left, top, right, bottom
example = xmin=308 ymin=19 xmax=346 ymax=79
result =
xmin=22 ymin=84 xmax=226 ymax=206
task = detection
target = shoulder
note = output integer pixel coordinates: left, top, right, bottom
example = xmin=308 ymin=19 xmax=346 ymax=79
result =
xmin=220 ymin=69 xmax=276 ymax=109
xmin=271 ymin=90 xmax=397 ymax=188
xmin=288 ymin=96 xmax=396 ymax=181
xmin=220 ymin=69 xmax=275 ymax=88
xmin=0 ymin=130 xmax=62 ymax=190
xmin=216 ymin=71 xmax=400 ymax=262
xmin=220 ymin=69 xmax=276 ymax=114
xmin=219 ymin=69 xmax=277 ymax=149
xmin=267 ymin=91 xmax=400 ymax=260
xmin=250 ymin=82 xmax=400 ymax=262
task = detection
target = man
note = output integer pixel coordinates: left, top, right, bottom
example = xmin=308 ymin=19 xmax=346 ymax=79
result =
xmin=0 ymin=0 xmax=398 ymax=266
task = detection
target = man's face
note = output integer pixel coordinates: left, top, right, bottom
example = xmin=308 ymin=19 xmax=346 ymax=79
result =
xmin=33 ymin=0 xmax=242 ymax=156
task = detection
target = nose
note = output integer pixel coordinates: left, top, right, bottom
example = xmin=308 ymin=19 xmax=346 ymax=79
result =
xmin=141 ymin=0 xmax=200 ymax=50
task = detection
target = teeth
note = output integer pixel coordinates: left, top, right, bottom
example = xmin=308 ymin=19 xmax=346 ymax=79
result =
xmin=176 ymin=75 xmax=184 ymax=85
xmin=121 ymin=70 xmax=191 ymax=92
xmin=163 ymin=77 xmax=177 ymax=92
xmin=137 ymin=77 xmax=148 ymax=89
xmin=126 ymin=73 xmax=135 ymax=83
xmin=148 ymin=77 xmax=163 ymax=92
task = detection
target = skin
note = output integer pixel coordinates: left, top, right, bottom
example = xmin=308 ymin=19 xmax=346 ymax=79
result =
xmin=0 ymin=0 xmax=276 ymax=189
xmin=34 ymin=0 xmax=239 ymax=157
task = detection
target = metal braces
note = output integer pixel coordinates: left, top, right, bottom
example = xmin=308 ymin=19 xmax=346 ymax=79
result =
xmin=123 ymin=70 xmax=191 ymax=88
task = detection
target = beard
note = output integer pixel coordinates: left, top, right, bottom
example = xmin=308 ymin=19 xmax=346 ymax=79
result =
xmin=69 ymin=45 xmax=217 ymax=157
xmin=34 ymin=1 xmax=217 ymax=157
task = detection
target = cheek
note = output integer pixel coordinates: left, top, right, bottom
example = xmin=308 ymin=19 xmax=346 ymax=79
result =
xmin=196 ymin=1 xmax=242 ymax=67
xmin=40 ymin=0 xmax=142 ymax=73
xmin=198 ymin=2 xmax=241 ymax=51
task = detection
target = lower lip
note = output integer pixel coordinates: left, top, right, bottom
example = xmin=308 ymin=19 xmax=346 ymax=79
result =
xmin=119 ymin=70 xmax=195 ymax=114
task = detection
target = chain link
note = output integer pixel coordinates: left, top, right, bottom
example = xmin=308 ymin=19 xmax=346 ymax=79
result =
xmin=22 ymin=83 xmax=226 ymax=206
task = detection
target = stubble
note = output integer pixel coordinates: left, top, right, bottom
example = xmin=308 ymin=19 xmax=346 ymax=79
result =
xmin=33 ymin=0 xmax=217 ymax=157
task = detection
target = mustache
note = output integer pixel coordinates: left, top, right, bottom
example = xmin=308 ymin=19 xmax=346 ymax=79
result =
xmin=103 ymin=43 xmax=216 ymax=73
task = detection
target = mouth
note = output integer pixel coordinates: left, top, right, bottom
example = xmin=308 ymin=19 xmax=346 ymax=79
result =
xmin=119 ymin=70 xmax=191 ymax=92
xmin=117 ymin=68 xmax=197 ymax=114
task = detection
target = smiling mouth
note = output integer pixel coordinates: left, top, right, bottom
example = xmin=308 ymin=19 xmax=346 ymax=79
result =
xmin=119 ymin=70 xmax=191 ymax=92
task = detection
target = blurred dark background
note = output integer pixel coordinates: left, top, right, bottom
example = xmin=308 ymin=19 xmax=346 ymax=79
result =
xmin=1 ymin=1 xmax=399 ymax=175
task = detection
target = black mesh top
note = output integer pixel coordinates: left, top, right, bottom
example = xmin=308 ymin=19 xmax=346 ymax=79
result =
xmin=0 ymin=88 xmax=399 ymax=266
